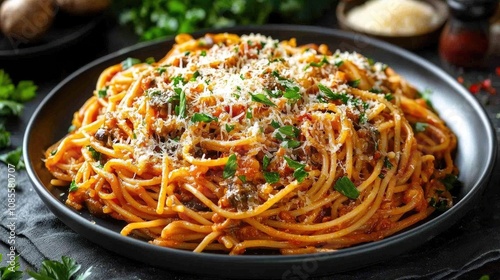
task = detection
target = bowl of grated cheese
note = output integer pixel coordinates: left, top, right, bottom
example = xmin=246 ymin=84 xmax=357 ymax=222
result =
xmin=336 ymin=0 xmax=449 ymax=49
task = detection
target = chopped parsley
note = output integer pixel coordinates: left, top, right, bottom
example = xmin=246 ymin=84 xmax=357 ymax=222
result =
xmin=191 ymin=113 xmax=218 ymax=123
xmin=176 ymin=91 xmax=186 ymax=118
xmin=429 ymin=197 xmax=449 ymax=212
xmin=86 ymin=146 xmax=101 ymax=161
xmin=305 ymin=56 xmax=329 ymax=69
xmin=246 ymin=107 xmax=253 ymax=119
xmin=317 ymin=84 xmax=349 ymax=103
xmin=262 ymin=155 xmax=270 ymax=170
xmin=348 ymin=79 xmax=361 ymax=88
xmin=384 ymin=93 xmax=394 ymax=101
xmin=270 ymin=120 xmax=280 ymax=129
xmin=284 ymin=156 xmax=308 ymax=183
xmin=200 ymin=50 xmax=207 ymax=56
xmin=334 ymin=176 xmax=360 ymax=199
xmin=441 ymin=174 xmax=461 ymax=191
xmin=121 ymin=57 xmax=141 ymax=70
xmin=417 ymin=89 xmax=434 ymax=109
xmin=225 ymin=124 xmax=235 ymax=133
xmin=413 ymin=122 xmax=428 ymax=133
xmin=157 ymin=67 xmax=167 ymax=74
xmin=383 ymin=157 xmax=393 ymax=169
xmin=145 ymin=57 xmax=155 ymax=64
xmin=278 ymin=125 xmax=300 ymax=138
xmin=264 ymin=172 xmax=280 ymax=184
xmin=250 ymin=93 xmax=276 ymax=107
xmin=238 ymin=175 xmax=247 ymax=183
xmin=97 ymin=87 xmax=108 ymax=98
xmin=282 ymin=139 xmax=301 ymax=149
xmin=69 ymin=180 xmax=78 ymax=192
xmin=190 ymin=70 xmax=200 ymax=81
xmin=223 ymin=154 xmax=238 ymax=179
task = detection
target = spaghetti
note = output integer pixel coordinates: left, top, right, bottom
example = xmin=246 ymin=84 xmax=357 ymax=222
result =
xmin=45 ymin=33 xmax=458 ymax=255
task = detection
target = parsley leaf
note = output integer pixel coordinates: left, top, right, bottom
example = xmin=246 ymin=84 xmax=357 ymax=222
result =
xmin=0 ymin=147 xmax=24 ymax=170
xmin=0 ymin=254 xmax=23 ymax=280
xmin=413 ymin=122 xmax=428 ymax=133
xmin=0 ymin=100 xmax=23 ymax=117
xmin=223 ymin=154 xmax=238 ymax=179
xmin=270 ymin=120 xmax=280 ymax=129
xmin=69 ymin=180 xmax=79 ymax=192
xmin=177 ymin=91 xmax=186 ymax=118
xmin=0 ymin=123 xmax=11 ymax=149
xmin=121 ymin=57 xmax=141 ymax=70
xmin=246 ymin=107 xmax=253 ymax=119
xmin=225 ymin=124 xmax=235 ymax=133
xmin=27 ymin=256 xmax=92 ymax=280
xmin=278 ymin=125 xmax=300 ymax=138
xmin=441 ymin=174 xmax=462 ymax=191
xmin=417 ymin=89 xmax=434 ymax=109
xmin=262 ymin=155 xmax=270 ymax=170
xmin=264 ymin=172 xmax=280 ymax=184
xmin=86 ymin=146 xmax=101 ymax=161
xmin=284 ymin=156 xmax=308 ymax=182
xmin=348 ymin=79 xmax=361 ymax=88
xmin=284 ymin=156 xmax=305 ymax=169
xmin=238 ymin=175 xmax=247 ymax=183
xmin=317 ymin=84 xmax=349 ymax=103
xmin=282 ymin=139 xmax=301 ymax=149
xmin=97 ymin=87 xmax=108 ymax=98
xmin=384 ymin=157 xmax=393 ymax=169
xmin=283 ymin=88 xmax=301 ymax=101
xmin=250 ymin=93 xmax=276 ymax=107
xmin=191 ymin=113 xmax=218 ymax=123
xmin=334 ymin=176 xmax=360 ymax=199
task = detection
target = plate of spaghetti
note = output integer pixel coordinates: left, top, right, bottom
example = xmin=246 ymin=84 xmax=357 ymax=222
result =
xmin=24 ymin=25 xmax=496 ymax=279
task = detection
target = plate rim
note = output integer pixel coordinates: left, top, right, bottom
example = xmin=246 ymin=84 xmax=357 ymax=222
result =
xmin=23 ymin=24 xmax=498 ymax=278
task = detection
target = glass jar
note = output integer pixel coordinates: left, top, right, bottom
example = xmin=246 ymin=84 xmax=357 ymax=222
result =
xmin=439 ymin=0 xmax=497 ymax=68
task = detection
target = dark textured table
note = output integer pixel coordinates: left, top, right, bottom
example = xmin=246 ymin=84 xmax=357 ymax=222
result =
xmin=1 ymin=16 xmax=500 ymax=280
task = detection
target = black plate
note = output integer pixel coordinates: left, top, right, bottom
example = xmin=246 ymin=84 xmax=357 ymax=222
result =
xmin=24 ymin=25 xmax=497 ymax=279
xmin=0 ymin=12 xmax=102 ymax=59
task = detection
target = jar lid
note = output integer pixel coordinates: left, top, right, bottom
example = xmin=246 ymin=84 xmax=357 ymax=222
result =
xmin=447 ymin=0 xmax=498 ymax=20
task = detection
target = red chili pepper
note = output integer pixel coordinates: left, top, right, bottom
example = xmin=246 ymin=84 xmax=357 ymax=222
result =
xmin=496 ymin=67 xmax=500 ymax=77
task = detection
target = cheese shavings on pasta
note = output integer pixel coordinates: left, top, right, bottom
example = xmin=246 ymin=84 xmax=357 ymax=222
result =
xmin=45 ymin=33 xmax=458 ymax=255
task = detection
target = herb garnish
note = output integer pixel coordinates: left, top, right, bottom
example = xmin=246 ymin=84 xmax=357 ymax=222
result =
xmin=191 ymin=113 xmax=218 ymax=123
xmin=250 ymin=93 xmax=276 ymax=107
xmin=69 ymin=180 xmax=79 ymax=192
xmin=223 ymin=154 xmax=238 ymax=179
xmin=264 ymin=172 xmax=280 ymax=184
xmin=334 ymin=176 xmax=360 ymax=199
xmin=121 ymin=57 xmax=141 ymax=70
xmin=413 ymin=122 xmax=428 ymax=133
xmin=284 ymin=156 xmax=308 ymax=183
xmin=225 ymin=124 xmax=235 ymax=133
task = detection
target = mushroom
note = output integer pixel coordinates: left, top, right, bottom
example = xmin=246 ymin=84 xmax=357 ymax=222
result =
xmin=55 ymin=0 xmax=111 ymax=15
xmin=0 ymin=0 xmax=56 ymax=42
